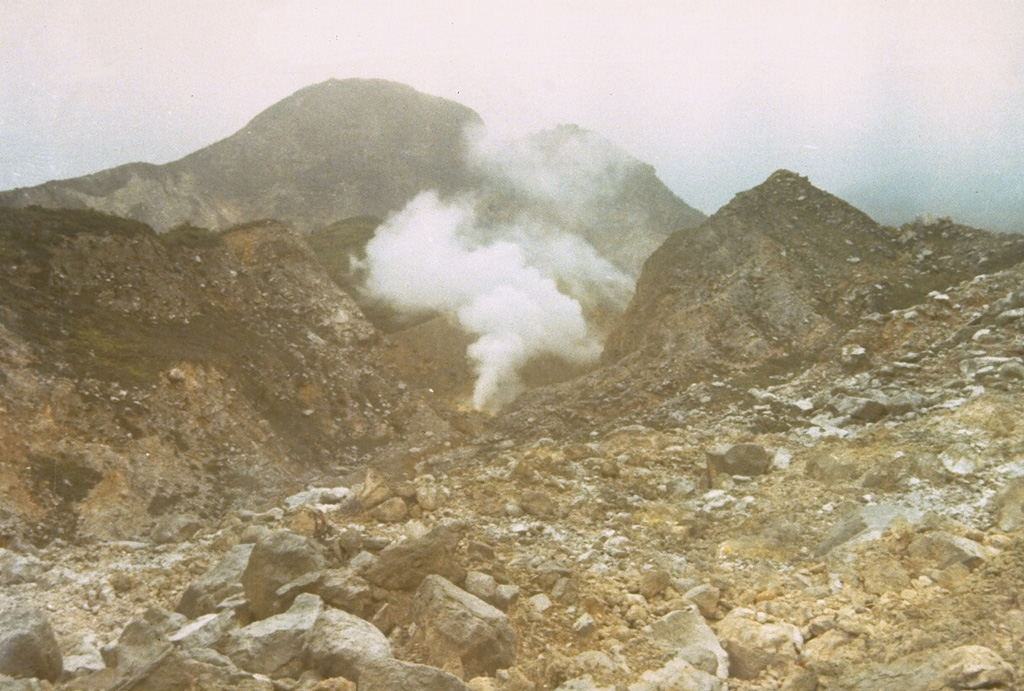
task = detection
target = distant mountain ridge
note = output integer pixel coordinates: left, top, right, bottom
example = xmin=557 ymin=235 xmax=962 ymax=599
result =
xmin=605 ymin=169 xmax=1024 ymax=367
xmin=498 ymin=170 xmax=1024 ymax=434
xmin=0 ymin=79 xmax=481 ymax=233
xmin=0 ymin=78 xmax=704 ymax=278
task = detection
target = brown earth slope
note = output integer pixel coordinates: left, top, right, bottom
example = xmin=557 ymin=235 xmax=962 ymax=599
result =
xmin=0 ymin=206 xmax=452 ymax=544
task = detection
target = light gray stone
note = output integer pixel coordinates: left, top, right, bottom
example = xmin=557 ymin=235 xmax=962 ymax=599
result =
xmin=628 ymin=655 xmax=724 ymax=691
xmin=413 ymin=574 xmax=517 ymax=678
xmin=573 ymin=613 xmax=597 ymax=637
xmin=284 ymin=486 xmax=355 ymax=511
xmin=317 ymin=568 xmax=375 ymax=618
xmin=644 ymin=606 xmax=728 ymax=679
xmin=415 ymin=483 xmax=449 ymax=511
xmin=464 ymin=570 xmax=498 ymax=605
xmin=943 ymin=645 xmax=1014 ymax=689
xmin=683 ymin=584 xmax=720 ymax=619
xmin=716 ymin=610 xmax=803 ymax=680
xmin=150 ymin=512 xmax=202 ymax=544
xmin=220 ymin=592 xmax=322 ymax=677
xmin=907 ymin=532 xmax=992 ymax=571
xmin=305 ymin=605 xmax=392 ymax=681
xmin=168 ymin=610 xmax=236 ymax=650
xmin=241 ymin=531 xmax=325 ymax=619
xmin=0 ymin=607 xmax=63 ymax=681
xmin=0 ymin=549 xmax=48 ymax=586
xmin=706 ymin=443 xmax=772 ymax=478
xmin=62 ymin=633 xmax=105 ymax=676
xmin=357 ymin=658 xmax=468 ymax=690
xmin=494 ymin=584 xmax=521 ymax=611
xmin=177 ymin=543 xmax=254 ymax=619
xmin=100 ymin=618 xmax=196 ymax=690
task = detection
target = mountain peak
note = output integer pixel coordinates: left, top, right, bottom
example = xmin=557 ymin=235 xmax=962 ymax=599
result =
xmin=714 ymin=169 xmax=879 ymax=237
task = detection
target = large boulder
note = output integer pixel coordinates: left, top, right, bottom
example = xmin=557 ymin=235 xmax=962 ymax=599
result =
xmin=943 ymin=645 xmax=1014 ymax=689
xmin=706 ymin=443 xmax=772 ymax=479
xmin=0 ymin=607 xmax=63 ymax=681
xmin=318 ymin=568 xmax=376 ymax=618
xmin=645 ymin=606 xmax=729 ymax=679
xmin=631 ymin=655 xmax=725 ymax=691
xmin=306 ymin=606 xmax=392 ymax=680
xmin=364 ymin=525 xmax=461 ymax=591
xmin=412 ymin=574 xmax=516 ymax=678
xmin=242 ymin=531 xmax=326 ymax=619
xmin=220 ymin=593 xmax=322 ymax=677
xmin=98 ymin=619 xmax=198 ymax=691
xmin=176 ymin=543 xmax=254 ymax=619
xmin=0 ymin=549 xmax=49 ymax=586
xmin=716 ymin=610 xmax=803 ymax=680
xmin=357 ymin=658 xmax=468 ymax=691
xmin=906 ymin=532 xmax=993 ymax=571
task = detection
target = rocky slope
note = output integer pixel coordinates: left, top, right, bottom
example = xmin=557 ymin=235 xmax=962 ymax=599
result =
xmin=606 ymin=169 xmax=1024 ymax=368
xmin=0 ymin=206 xmax=454 ymax=545
xmin=3 ymin=245 xmax=1024 ymax=691
xmin=3 ymin=172 xmax=1024 ymax=691
xmin=499 ymin=171 xmax=1024 ymax=435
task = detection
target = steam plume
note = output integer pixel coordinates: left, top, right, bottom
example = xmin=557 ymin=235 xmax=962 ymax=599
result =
xmin=361 ymin=127 xmax=637 ymax=412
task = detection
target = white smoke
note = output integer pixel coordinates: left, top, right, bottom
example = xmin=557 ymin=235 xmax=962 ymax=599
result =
xmin=361 ymin=127 xmax=638 ymax=412
xmin=364 ymin=191 xmax=608 ymax=411
xmin=467 ymin=124 xmax=634 ymax=213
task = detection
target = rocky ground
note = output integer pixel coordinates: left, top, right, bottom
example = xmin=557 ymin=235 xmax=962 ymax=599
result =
xmin=3 ymin=233 xmax=1024 ymax=689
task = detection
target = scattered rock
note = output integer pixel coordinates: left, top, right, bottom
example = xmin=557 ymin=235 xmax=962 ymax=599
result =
xmin=991 ymin=478 xmax=1024 ymax=532
xmin=706 ymin=444 xmax=772 ymax=478
xmin=284 ymin=486 xmax=355 ymax=511
xmin=359 ymin=469 xmax=392 ymax=510
xmin=150 ymin=512 xmax=202 ymax=544
xmin=464 ymin=570 xmax=499 ymax=605
xmin=494 ymin=584 xmax=521 ymax=612
xmin=371 ymin=497 xmax=408 ymax=523
xmin=317 ymin=568 xmax=376 ymax=618
xmin=415 ymin=482 xmax=449 ymax=512
xmin=520 ymin=491 xmax=556 ymax=518
xmin=907 ymin=532 xmax=992 ymax=571
xmin=832 ymin=394 xmax=888 ymax=422
xmin=364 ymin=525 xmax=461 ymax=590
xmin=0 ymin=549 xmax=48 ymax=586
xmin=242 ymin=531 xmax=326 ymax=619
xmin=62 ymin=633 xmax=106 ymax=677
xmin=100 ymin=618 xmax=189 ymax=690
xmin=412 ymin=574 xmax=517 ymax=678
xmin=943 ymin=645 xmax=1014 ymax=689
xmin=572 ymin=613 xmax=597 ymax=638
xmin=639 ymin=569 xmax=672 ymax=600
xmin=220 ymin=592 xmax=323 ymax=677
xmin=629 ymin=655 xmax=724 ymax=691
xmin=0 ymin=607 xmax=63 ymax=681
xmin=357 ymin=658 xmax=469 ymax=690
xmin=644 ymin=606 xmax=729 ymax=679
xmin=683 ymin=584 xmax=720 ymax=619
xmin=306 ymin=605 xmax=392 ymax=681
xmin=716 ymin=609 xmax=803 ymax=680
xmin=177 ymin=543 xmax=255 ymax=619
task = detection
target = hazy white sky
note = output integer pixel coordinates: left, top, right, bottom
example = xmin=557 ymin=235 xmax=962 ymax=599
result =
xmin=2 ymin=0 xmax=1023 ymax=229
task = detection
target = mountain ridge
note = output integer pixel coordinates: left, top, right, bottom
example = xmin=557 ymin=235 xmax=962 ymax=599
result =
xmin=0 ymin=79 xmax=483 ymax=232
xmin=0 ymin=79 xmax=705 ymax=273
